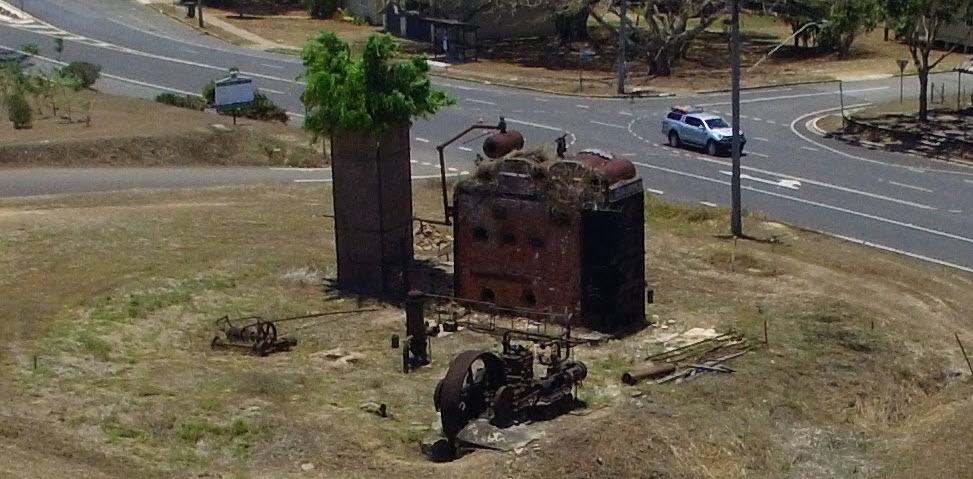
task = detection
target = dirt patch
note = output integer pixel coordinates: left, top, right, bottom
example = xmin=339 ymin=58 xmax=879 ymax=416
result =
xmin=0 ymin=181 xmax=971 ymax=478
xmin=0 ymin=89 xmax=324 ymax=167
xmin=216 ymin=8 xmax=382 ymax=54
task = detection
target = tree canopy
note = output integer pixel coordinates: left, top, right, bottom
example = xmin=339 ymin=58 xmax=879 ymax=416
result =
xmin=300 ymin=33 xmax=454 ymax=135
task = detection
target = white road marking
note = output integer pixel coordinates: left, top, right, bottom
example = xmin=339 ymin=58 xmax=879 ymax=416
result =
xmin=415 ymin=137 xmax=430 ymax=143
xmin=801 ymin=146 xmax=819 ymax=151
xmin=631 ymin=161 xmax=971 ymax=248
xmin=647 ymin=188 xmax=665 ymax=195
xmin=465 ymin=98 xmax=496 ymax=105
xmin=448 ymin=167 xmax=458 ymax=172
xmin=751 ymin=152 xmax=769 ymax=158
xmin=535 ymin=98 xmax=549 ymax=102
xmin=965 ymin=179 xmax=973 ymax=185
xmin=439 ymin=83 xmax=474 ymax=90
xmin=754 ymin=137 xmax=769 ymax=142
xmin=532 ymin=110 xmax=546 ymax=113
xmin=458 ymin=146 xmax=473 ymax=152
xmin=590 ymin=120 xmax=625 ymax=129
xmin=576 ymin=104 xmax=590 ymax=109
xmin=886 ymin=180 xmax=933 ymax=193
xmin=512 ymin=109 xmax=524 ymax=113
xmin=753 ymin=117 xmax=763 ymax=121
xmin=621 ymin=153 xmax=636 ymax=157
xmin=720 ymin=170 xmax=801 ymax=190
xmin=293 ymin=179 xmax=332 ymax=183
xmin=411 ymin=160 xmax=418 ymax=164
xmin=700 ymin=201 xmax=719 ymax=207
xmin=260 ymin=63 xmax=284 ymax=69
xmin=818 ymin=232 xmax=973 ymax=274
xmin=421 ymin=162 xmax=431 ymax=166
xmin=949 ymin=209 xmax=963 ymax=213
xmin=766 ymin=120 xmax=777 ymax=124
xmin=461 ymin=170 xmax=470 ymax=175
xmin=697 ymin=87 xmax=888 ymax=107
xmin=261 ymin=88 xmax=286 ymax=95
xmin=507 ymin=118 xmax=562 ymax=131
xmin=619 ymin=111 xmax=634 ymax=116
xmin=692 ymin=155 xmax=937 ymax=210
xmin=182 ymin=48 xmax=198 ymax=54
xmin=268 ymin=167 xmax=331 ymax=171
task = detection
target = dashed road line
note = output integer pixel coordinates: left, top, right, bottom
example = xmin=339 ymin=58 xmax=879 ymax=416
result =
xmin=535 ymin=98 xmax=549 ymax=102
xmin=448 ymin=167 xmax=458 ymax=172
xmin=949 ymin=209 xmax=963 ymax=213
xmin=421 ymin=162 xmax=431 ymax=166
xmin=754 ymin=137 xmax=769 ymax=142
xmin=576 ymin=104 xmax=590 ymax=109
xmin=964 ymin=179 xmax=973 ymax=185
xmin=753 ymin=117 xmax=763 ymax=121
xmin=886 ymin=180 xmax=933 ymax=193
xmin=458 ymin=146 xmax=473 ymax=152
xmin=590 ymin=120 xmax=625 ymax=129
xmin=260 ymin=63 xmax=284 ymax=69
xmin=619 ymin=111 xmax=634 ymax=116
xmin=801 ymin=146 xmax=819 ymax=151
xmin=700 ymin=201 xmax=719 ymax=207
xmin=465 ymin=98 xmax=496 ymax=106
xmin=647 ymin=188 xmax=664 ymax=195
xmin=630 ymin=161 xmax=969 ymax=248
xmin=751 ymin=152 xmax=769 ymax=158
xmin=415 ymin=137 xmax=430 ymax=143
xmin=261 ymin=88 xmax=286 ymax=95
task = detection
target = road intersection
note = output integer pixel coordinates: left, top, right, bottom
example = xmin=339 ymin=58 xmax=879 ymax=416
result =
xmin=1 ymin=0 xmax=971 ymax=271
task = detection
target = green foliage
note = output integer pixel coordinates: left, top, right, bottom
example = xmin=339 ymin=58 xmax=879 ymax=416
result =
xmin=244 ymin=92 xmax=289 ymax=123
xmin=20 ymin=43 xmax=38 ymax=56
xmin=155 ymin=92 xmax=208 ymax=110
xmin=62 ymin=61 xmax=101 ymax=89
xmin=819 ymin=0 xmax=883 ymax=56
xmin=300 ymin=32 xmax=454 ymax=135
xmin=6 ymin=88 xmax=32 ymax=129
xmin=53 ymin=37 xmax=64 ymax=59
xmin=304 ymin=0 xmax=341 ymax=18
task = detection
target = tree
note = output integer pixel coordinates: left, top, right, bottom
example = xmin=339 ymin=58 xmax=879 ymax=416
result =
xmin=303 ymin=0 xmax=341 ymax=18
xmin=300 ymin=32 xmax=453 ymax=135
xmin=20 ymin=43 xmax=39 ymax=56
xmin=886 ymin=0 xmax=973 ymax=121
xmin=819 ymin=0 xmax=883 ymax=57
xmin=591 ymin=0 xmax=725 ymax=76
xmin=772 ymin=0 xmax=832 ymax=46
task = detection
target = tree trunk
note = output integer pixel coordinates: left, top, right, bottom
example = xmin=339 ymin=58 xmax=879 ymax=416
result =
xmin=918 ymin=67 xmax=930 ymax=122
xmin=555 ymin=6 xmax=590 ymax=43
xmin=649 ymin=52 xmax=673 ymax=76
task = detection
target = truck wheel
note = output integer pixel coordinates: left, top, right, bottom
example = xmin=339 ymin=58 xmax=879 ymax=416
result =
xmin=707 ymin=140 xmax=719 ymax=156
xmin=668 ymin=131 xmax=681 ymax=148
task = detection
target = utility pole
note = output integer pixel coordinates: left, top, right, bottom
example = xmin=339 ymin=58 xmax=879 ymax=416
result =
xmin=617 ymin=0 xmax=627 ymax=94
xmin=730 ymin=0 xmax=742 ymax=237
xmin=197 ymin=0 xmax=205 ymax=28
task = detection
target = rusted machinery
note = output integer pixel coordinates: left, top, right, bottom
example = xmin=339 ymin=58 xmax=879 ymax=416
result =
xmin=433 ymin=331 xmax=587 ymax=449
xmin=211 ymin=316 xmax=297 ymax=356
xmin=402 ymin=290 xmax=431 ymax=372
xmin=452 ymin=134 xmax=647 ymax=332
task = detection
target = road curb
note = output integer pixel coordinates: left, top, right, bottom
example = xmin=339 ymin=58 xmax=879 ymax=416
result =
xmin=429 ymin=69 xmax=676 ymax=98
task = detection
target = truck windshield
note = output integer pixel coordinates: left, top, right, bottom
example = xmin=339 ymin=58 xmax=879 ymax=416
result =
xmin=705 ymin=118 xmax=729 ymax=129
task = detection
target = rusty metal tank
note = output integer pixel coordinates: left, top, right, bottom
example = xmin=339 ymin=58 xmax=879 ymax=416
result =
xmin=482 ymin=131 xmax=525 ymax=159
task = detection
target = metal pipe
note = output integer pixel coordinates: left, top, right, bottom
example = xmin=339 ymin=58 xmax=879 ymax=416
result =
xmin=748 ymin=20 xmax=829 ymax=73
xmin=730 ymin=0 xmax=742 ymax=237
xmin=434 ymin=121 xmax=504 ymax=224
xmin=621 ymin=363 xmax=676 ymax=385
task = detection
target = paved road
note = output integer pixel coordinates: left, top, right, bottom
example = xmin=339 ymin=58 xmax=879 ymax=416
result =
xmin=1 ymin=0 xmax=972 ymax=271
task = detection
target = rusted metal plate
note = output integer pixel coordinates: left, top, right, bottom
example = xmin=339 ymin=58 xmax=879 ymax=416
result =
xmin=331 ymin=123 xmax=414 ymax=294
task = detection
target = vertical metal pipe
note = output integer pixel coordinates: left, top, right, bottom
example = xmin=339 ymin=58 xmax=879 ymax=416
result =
xmin=617 ymin=0 xmax=627 ymax=94
xmin=730 ymin=0 xmax=742 ymax=237
xmin=197 ymin=0 xmax=205 ymax=28
xmin=437 ymin=147 xmax=450 ymax=225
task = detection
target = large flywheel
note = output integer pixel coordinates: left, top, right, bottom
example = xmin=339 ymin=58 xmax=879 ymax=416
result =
xmin=434 ymin=350 xmax=506 ymax=441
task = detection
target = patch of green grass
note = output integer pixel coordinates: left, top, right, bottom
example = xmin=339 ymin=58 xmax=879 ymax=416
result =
xmin=77 ymin=331 xmax=112 ymax=361
xmin=101 ymin=414 xmax=146 ymax=443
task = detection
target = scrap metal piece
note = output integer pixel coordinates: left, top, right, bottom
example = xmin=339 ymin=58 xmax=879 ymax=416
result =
xmin=403 ymin=290 xmax=431 ymax=373
xmin=621 ymin=363 xmax=677 ymax=385
xmin=211 ymin=316 xmax=297 ymax=356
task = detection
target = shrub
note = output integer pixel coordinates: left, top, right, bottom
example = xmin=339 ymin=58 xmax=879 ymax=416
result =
xmin=155 ymin=92 xmax=207 ymax=111
xmin=6 ymin=89 xmax=32 ymax=129
xmin=304 ymin=0 xmax=340 ymax=19
xmin=242 ymin=92 xmax=289 ymax=123
xmin=62 ymin=62 xmax=101 ymax=89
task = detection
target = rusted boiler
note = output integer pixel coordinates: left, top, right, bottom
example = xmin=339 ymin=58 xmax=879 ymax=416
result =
xmin=452 ymin=140 xmax=646 ymax=332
